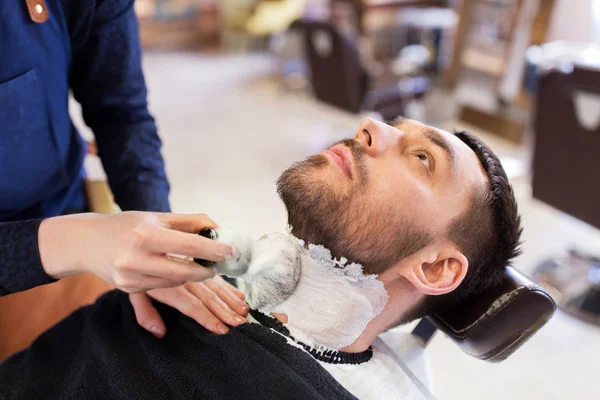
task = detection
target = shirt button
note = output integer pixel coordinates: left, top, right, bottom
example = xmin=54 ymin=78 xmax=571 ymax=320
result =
xmin=34 ymin=4 xmax=43 ymax=14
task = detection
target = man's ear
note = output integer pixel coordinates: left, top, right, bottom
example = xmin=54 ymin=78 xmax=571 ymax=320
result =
xmin=384 ymin=242 xmax=468 ymax=296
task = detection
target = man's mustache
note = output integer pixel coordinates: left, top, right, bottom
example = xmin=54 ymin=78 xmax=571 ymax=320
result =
xmin=330 ymin=139 xmax=366 ymax=166
xmin=328 ymin=139 xmax=368 ymax=184
xmin=298 ymin=138 xmax=367 ymax=182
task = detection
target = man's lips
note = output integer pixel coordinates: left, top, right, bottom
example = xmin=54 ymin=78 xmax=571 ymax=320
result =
xmin=322 ymin=145 xmax=353 ymax=178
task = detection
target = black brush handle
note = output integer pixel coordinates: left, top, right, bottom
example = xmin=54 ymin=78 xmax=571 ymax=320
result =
xmin=194 ymin=228 xmax=218 ymax=267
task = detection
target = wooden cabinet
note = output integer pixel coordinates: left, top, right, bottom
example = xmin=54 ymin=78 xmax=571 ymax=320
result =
xmin=135 ymin=1 xmax=221 ymax=49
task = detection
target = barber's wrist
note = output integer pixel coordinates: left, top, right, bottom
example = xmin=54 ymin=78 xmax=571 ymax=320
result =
xmin=39 ymin=214 xmax=99 ymax=279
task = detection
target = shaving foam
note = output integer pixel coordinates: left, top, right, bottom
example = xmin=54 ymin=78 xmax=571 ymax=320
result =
xmin=262 ymin=239 xmax=389 ymax=351
xmin=209 ymin=228 xmax=388 ymax=350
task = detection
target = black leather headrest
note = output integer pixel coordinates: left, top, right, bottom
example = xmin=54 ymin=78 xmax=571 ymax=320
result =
xmin=429 ymin=266 xmax=556 ymax=362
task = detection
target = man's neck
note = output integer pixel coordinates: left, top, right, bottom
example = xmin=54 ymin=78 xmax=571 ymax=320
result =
xmin=271 ymin=276 xmax=417 ymax=353
xmin=342 ymin=278 xmax=418 ymax=352
xmin=264 ymin=243 xmax=389 ymax=351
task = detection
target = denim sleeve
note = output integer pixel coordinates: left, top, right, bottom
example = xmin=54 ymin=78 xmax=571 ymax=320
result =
xmin=69 ymin=0 xmax=171 ymax=212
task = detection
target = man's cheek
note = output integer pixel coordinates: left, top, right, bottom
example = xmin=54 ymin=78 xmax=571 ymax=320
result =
xmin=369 ymin=175 xmax=408 ymax=204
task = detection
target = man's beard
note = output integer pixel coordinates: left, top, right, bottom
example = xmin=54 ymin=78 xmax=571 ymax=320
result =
xmin=277 ymin=139 xmax=432 ymax=274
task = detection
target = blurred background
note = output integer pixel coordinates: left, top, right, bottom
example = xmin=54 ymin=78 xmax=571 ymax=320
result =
xmin=75 ymin=1 xmax=600 ymax=399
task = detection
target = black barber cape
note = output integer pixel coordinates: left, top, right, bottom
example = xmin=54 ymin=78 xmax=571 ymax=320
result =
xmin=0 ymin=290 xmax=355 ymax=400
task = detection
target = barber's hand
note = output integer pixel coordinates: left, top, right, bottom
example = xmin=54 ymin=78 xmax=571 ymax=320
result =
xmin=39 ymin=212 xmax=236 ymax=293
xmin=129 ymin=276 xmax=250 ymax=337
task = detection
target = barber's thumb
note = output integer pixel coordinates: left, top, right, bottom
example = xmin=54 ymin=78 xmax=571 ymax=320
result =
xmin=129 ymin=292 xmax=166 ymax=338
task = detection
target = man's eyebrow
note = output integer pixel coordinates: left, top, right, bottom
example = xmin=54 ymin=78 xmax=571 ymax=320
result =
xmin=423 ymin=128 xmax=456 ymax=171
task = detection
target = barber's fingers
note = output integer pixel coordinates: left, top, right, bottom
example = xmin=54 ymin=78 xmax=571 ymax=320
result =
xmin=185 ymin=281 xmax=247 ymax=327
xmin=232 ymin=287 xmax=245 ymax=301
xmin=142 ymin=224 xmax=235 ymax=263
xmin=211 ymin=277 xmax=246 ymax=301
xmin=128 ymin=254 xmax=216 ymax=284
xmin=205 ymin=276 xmax=249 ymax=315
xmin=158 ymin=213 xmax=217 ymax=234
xmin=129 ymin=292 xmax=166 ymax=338
xmin=111 ymin=267 xmax=186 ymax=293
xmin=148 ymin=285 xmax=230 ymax=335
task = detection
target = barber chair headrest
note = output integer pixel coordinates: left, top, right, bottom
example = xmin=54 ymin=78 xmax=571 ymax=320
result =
xmin=428 ymin=266 xmax=556 ymax=362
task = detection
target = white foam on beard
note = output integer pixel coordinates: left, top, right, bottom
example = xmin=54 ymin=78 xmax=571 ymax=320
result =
xmin=264 ymin=240 xmax=389 ymax=351
xmin=210 ymin=228 xmax=388 ymax=350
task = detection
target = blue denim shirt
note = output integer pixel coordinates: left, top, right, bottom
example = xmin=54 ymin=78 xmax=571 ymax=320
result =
xmin=0 ymin=0 xmax=171 ymax=294
xmin=0 ymin=0 xmax=170 ymax=222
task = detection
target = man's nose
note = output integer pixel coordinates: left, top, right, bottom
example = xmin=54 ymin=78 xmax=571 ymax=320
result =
xmin=354 ymin=118 xmax=396 ymax=157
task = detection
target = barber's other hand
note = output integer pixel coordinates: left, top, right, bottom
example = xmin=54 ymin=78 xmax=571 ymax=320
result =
xmin=129 ymin=276 xmax=250 ymax=337
xmin=39 ymin=212 xmax=236 ymax=293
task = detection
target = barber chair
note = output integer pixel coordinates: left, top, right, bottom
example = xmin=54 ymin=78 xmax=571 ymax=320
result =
xmin=301 ymin=20 xmax=429 ymax=121
xmin=377 ymin=266 xmax=555 ymax=397
xmin=530 ymin=61 xmax=600 ymax=326
xmin=413 ymin=266 xmax=555 ymax=362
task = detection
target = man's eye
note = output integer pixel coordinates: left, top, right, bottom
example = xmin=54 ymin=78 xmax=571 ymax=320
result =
xmin=416 ymin=153 xmax=430 ymax=169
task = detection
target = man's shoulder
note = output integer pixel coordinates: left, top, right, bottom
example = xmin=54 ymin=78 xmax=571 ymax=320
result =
xmin=96 ymin=290 xmax=357 ymax=399
xmin=1 ymin=289 xmax=356 ymax=399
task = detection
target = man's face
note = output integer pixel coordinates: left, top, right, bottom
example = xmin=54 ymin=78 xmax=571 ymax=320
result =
xmin=277 ymin=118 xmax=488 ymax=273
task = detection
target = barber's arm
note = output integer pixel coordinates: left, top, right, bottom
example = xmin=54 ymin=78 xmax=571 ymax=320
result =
xmin=69 ymin=0 xmax=169 ymax=213
xmin=0 ymin=213 xmax=224 ymax=296
xmin=1 ymin=213 xmax=248 ymax=336
xmin=0 ymin=220 xmax=54 ymax=297
xmin=45 ymin=213 xmax=249 ymax=336
xmin=65 ymin=0 xmax=247 ymax=336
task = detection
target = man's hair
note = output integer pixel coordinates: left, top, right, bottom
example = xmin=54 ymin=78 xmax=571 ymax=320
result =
xmin=401 ymin=130 xmax=523 ymax=323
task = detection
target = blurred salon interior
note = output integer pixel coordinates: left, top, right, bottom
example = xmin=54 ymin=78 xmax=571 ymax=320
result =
xmin=1 ymin=1 xmax=600 ymax=399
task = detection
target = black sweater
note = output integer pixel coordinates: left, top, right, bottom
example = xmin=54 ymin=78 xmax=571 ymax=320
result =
xmin=0 ymin=290 xmax=356 ymax=400
xmin=0 ymin=219 xmax=54 ymax=296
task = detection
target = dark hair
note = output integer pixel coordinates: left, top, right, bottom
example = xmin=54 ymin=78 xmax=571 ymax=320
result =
xmin=401 ymin=130 xmax=523 ymax=322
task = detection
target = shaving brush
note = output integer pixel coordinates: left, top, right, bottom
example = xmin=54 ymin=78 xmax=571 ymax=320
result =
xmin=195 ymin=228 xmax=302 ymax=310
